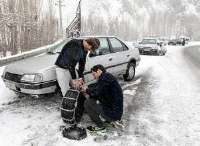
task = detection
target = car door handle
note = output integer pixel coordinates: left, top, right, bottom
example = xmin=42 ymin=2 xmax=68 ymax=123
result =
xmin=109 ymin=58 xmax=112 ymax=61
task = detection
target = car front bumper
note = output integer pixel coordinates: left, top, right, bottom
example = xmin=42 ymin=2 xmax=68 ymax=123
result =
xmin=2 ymin=78 xmax=57 ymax=95
xmin=139 ymin=48 xmax=158 ymax=55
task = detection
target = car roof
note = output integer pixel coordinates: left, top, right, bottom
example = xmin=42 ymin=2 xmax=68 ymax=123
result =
xmin=79 ymin=35 xmax=117 ymax=38
xmin=76 ymin=35 xmax=126 ymax=44
xmin=142 ymin=37 xmax=158 ymax=39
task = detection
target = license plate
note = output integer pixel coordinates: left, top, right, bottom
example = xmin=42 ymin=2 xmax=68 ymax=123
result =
xmin=144 ymin=49 xmax=149 ymax=51
xmin=5 ymin=81 xmax=16 ymax=90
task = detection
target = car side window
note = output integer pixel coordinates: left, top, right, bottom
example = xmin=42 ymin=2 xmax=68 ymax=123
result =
xmin=96 ymin=38 xmax=110 ymax=55
xmin=109 ymin=38 xmax=124 ymax=52
xmin=122 ymin=43 xmax=129 ymax=51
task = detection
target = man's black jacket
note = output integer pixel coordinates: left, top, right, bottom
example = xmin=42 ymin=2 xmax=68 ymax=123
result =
xmin=55 ymin=39 xmax=87 ymax=79
xmin=86 ymin=72 xmax=123 ymax=121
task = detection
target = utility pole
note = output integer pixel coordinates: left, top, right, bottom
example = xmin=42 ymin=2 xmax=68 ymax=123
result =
xmin=79 ymin=0 xmax=82 ymax=34
xmin=56 ymin=0 xmax=64 ymax=37
xmin=59 ymin=0 xmax=63 ymax=36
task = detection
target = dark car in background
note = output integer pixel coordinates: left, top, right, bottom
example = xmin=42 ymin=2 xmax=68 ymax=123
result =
xmin=168 ymin=39 xmax=179 ymax=45
xmin=168 ymin=37 xmax=189 ymax=46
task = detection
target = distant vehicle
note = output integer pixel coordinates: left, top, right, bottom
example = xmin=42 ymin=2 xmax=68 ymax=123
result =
xmin=158 ymin=37 xmax=168 ymax=46
xmin=168 ymin=37 xmax=189 ymax=46
xmin=168 ymin=39 xmax=179 ymax=45
xmin=136 ymin=38 xmax=167 ymax=55
xmin=180 ymin=36 xmax=190 ymax=41
xmin=179 ymin=36 xmax=190 ymax=44
xmin=1 ymin=36 xmax=141 ymax=97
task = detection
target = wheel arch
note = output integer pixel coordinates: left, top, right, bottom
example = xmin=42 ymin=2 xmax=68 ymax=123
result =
xmin=128 ymin=58 xmax=136 ymax=66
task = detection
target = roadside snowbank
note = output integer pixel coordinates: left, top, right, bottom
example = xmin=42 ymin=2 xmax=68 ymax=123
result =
xmin=184 ymin=42 xmax=200 ymax=65
xmin=0 ymin=66 xmax=17 ymax=106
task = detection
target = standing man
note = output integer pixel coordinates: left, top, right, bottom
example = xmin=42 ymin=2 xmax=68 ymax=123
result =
xmin=81 ymin=65 xmax=123 ymax=132
xmin=55 ymin=38 xmax=100 ymax=96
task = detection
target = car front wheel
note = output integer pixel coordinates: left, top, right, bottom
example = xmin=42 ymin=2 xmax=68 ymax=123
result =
xmin=123 ymin=62 xmax=135 ymax=81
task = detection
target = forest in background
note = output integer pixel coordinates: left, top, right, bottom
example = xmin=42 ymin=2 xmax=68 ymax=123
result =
xmin=1 ymin=0 xmax=200 ymax=58
xmin=82 ymin=0 xmax=200 ymax=41
xmin=0 ymin=0 xmax=60 ymax=57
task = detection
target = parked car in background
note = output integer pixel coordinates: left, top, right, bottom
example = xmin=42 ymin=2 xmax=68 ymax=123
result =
xmin=168 ymin=39 xmax=179 ymax=45
xmin=168 ymin=37 xmax=189 ymax=46
xmin=136 ymin=38 xmax=167 ymax=55
xmin=159 ymin=37 xmax=168 ymax=46
xmin=1 ymin=36 xmax=141 ymax=97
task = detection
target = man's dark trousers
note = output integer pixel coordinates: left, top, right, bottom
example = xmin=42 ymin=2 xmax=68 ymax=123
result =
xmin=84 ymin=98 xmax=113 ymax=128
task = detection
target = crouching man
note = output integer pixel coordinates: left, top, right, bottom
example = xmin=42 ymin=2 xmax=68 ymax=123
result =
xmin=81 ymin=65 xmax=123 ymax=132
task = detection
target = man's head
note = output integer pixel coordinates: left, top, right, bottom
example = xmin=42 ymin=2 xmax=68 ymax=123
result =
xmin=91 ymin=64 xmax=106 ymax=80
xmin=83 ymin=38 xmax=100 ymax=53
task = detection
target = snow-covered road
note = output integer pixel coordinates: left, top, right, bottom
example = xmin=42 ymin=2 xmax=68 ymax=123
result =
xmin=0 ymin=45 xmax=200 ymax=146
xmin=126 ymin=46 xmax=200 ymax=146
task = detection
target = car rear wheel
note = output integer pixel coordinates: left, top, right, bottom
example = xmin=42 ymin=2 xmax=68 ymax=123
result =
xmin=123 ymin=62 xmax=135 ymax=81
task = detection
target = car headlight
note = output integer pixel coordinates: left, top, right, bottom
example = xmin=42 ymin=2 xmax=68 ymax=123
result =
xmin=21 ymin=74 xmax=43 ymax=83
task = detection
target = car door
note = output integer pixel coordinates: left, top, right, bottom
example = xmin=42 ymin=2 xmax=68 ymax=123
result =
xmin=84 ymin=37 xmax=112 ymax=84
xmin=108 ymin=37 xmax=130 ymax=76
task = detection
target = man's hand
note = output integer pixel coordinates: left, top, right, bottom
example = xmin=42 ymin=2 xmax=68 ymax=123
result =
xmin=80 ymin=83 xmax=90 ymax=98
xmin=80 ymin=84 xmax=88 ymax=92
xmin=70 ymin=78 xmax=84 ymax=90
xmin=78 ymin=78 xmax=84 ymax=86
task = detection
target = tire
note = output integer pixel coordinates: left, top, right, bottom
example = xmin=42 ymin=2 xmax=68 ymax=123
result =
xmin=123 ymin=62 xmax=136 ymax=81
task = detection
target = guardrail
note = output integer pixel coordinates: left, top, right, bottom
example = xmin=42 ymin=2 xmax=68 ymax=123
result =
xmin=0 ymin=39 xmax=69 ymax=67
xmin=183 ymin=42 xmax=200 ymax=65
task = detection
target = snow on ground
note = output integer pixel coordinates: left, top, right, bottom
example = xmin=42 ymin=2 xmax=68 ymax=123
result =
xmin=128 ymin=45 xmax=200 ymax=146
xmin=0 ymin=64 xmax=141 ymax=146
xmin=0 ymin=66 xmax=17 ymax=106
xmin=0 ymin=44 xmax=200 ymax=145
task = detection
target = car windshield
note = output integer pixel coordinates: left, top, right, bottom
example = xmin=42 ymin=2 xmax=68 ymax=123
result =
xmin=47 ymin=40 xmax=70 ymax=54
xmin=141 ymin=39 xmax=157 ymax=44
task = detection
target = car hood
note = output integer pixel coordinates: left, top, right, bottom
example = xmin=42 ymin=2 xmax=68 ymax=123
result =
xmin=4 ymin=53 xmax=59 ymax=75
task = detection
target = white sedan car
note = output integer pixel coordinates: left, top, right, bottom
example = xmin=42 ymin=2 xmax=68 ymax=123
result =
xmin=137 ymin=38 xmax=167 ymax=55
xmin=2 ymin=36 xmax=140 ymax=97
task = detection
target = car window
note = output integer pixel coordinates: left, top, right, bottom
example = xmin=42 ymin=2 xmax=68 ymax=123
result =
xmin=141 ymin=39 xmax=157 ymax=44
xmin=95 ymin=38 xmax=110 ymax=55
xmin=109 ymin=38 xmax=124 ymax=52
xmin=122 ymin=43 xmax=129 ymax=51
